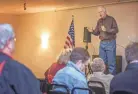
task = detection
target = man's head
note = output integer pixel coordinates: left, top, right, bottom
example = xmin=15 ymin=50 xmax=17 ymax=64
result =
xmin=0 ymin=24 xmax=15 ymax=55
xmin=98 ymin=6 xmax=107 ymax=19
xmin=70 ymin=47 xmax=90 ymax=72
xmin=91 ymin=58 xmax=105 ymax=72
xmin=125 ymin=42 xmax=138 ymax=63
xmin=57 ymin=49 xmax=72 ymax=64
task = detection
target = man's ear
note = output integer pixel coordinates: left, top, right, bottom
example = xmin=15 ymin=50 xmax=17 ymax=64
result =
xmin=76 ymin=60 xmax=82 ymax=65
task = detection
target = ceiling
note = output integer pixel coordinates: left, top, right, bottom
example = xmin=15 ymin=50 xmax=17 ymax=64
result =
xmin=0 ymin=0 xmax=137 ymax=14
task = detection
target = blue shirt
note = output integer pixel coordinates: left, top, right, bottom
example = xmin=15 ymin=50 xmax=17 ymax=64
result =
xmin=53 ymin=61 xmax=88 ymax=94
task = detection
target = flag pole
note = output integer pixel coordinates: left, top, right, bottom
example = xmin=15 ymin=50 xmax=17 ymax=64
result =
xmin=72 ymin=15 xmax=75 ymax=49
xmin=72 ymin=15 xmax=74 ymax=20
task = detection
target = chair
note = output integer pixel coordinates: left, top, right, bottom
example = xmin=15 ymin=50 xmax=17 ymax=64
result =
xmin=48 ymin=83 xmax=70 ymax=94
xmin=71 ymin=87 xmax=93 ymax=94
xmin=88 ymin=81 xmax=106 ymax=94
xmin=38 ymin=78 xmax=49 ymax=93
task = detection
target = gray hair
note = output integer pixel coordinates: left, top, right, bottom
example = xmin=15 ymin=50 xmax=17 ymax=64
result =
xmin=57 ymin=49 xmax=72 ymax=64
xmin=98 ymin=6 xmax=107 ymax=13
xmin=0 ymin=24 xmax=15 ymax=49
xmin=125 ymin=42 xmax=138 ymax=63
xmin=91 ymin=58 xmax=105 ymax=72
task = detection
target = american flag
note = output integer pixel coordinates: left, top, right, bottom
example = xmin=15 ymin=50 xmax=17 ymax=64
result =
xmin=64 ymin=18 xmax=75 ymax=49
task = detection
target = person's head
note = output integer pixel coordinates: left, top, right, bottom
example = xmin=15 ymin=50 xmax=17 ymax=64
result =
xmin=91 ymin=58 xmax=105 ymax=72
xmin=70 ymin=47 xmax=90 ymax=72
xmin=125 ymin=42 xmax=138 ymax=63
xmin=57 ymin=49 xmax=72 ymax=64
xmin=0 ymin=24 xmax=15 ymax=55
xmin=98 ymin=6 xmax=107 ymax=19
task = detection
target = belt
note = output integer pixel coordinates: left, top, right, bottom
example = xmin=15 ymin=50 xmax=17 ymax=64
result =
xmin=101 ymin=39 xmax=115 ymax=42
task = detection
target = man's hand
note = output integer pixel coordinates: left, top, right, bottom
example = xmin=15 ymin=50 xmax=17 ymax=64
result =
xmin=92 ymin=27 xmax=95 ymax=32
xmin=87 ymin=27 xmax=94 ymax=32
xmin=101 ymin=25 xmax=106 ymax=31
xmin=99 ymin=36 xmax=104 ymax=40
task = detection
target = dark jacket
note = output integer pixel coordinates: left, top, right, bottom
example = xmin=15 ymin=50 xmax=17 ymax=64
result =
xmin=0 ymin=52 xmax=42 ymax=94
xmin=92 ymin=15 xmax=118 ymax=40
xmin=110 ymin=63 xmax=138 ymax=94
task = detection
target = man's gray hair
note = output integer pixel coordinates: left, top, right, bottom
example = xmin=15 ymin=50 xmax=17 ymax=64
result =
xmin=91 ymin=58 xmax=105 ymax=72
xmin=125 ymin=42 xmax=138 ymax=63
xmin=0 ymin=24 xmax=15 ymax=49
xmin=98 ymin=6 xmax=107 ymax=13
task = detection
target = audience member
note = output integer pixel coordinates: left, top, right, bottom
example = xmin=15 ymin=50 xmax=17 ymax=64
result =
xmin=110 ymin=42 xmax=138 ymax=94
xmin=44 ymin=49 xmax=71 ymax=83
xmin=0 ymin=24 xmax=41 ymax=94
xmin=88 ymin=58 xmax=113 ymax=94
xmin=53 ymin=47 xmax=90 ymax=94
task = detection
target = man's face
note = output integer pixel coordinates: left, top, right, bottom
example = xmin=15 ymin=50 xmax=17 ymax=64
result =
xmin=79 ymin=59 xmax=90 ymax=72
xmin=7 ymin=37 xmax=16 ymax=53
xmin=98 ymin=7 xmax=106 ymax=19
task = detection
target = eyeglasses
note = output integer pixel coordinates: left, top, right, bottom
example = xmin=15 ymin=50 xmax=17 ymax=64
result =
xmin=9 ymin=37 xmax=16 ymax=42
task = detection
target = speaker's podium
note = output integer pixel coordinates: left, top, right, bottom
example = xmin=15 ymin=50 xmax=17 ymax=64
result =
xmin=92 ymin=55 xmax=122 ymax=74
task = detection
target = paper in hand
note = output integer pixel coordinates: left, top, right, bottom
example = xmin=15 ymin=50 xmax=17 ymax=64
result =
xmin=101 ymin=25 xmax=106 ymax=31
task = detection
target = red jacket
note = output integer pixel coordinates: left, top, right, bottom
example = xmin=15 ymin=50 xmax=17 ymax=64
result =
xmin=45 ymin=63 xmax=65 ymax=83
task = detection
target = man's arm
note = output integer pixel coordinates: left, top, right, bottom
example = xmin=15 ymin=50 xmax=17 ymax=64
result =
xmin=53 ymin=73 xmax=74 ymax=92
xmin=92 ymin=20 xmax=100 ymax=36
xmin=106 ymin=17 xmax=119 ymax=34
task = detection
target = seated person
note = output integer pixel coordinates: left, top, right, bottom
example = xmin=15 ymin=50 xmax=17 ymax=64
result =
xmin=0 ymin=24 xmax=41 ymax=94
xmin=52 ymin=47 xmax=90 ymax=94
xmin=44 ymin=49 xmax=71 ymax=83
xmin=88 ymin=58 xmax=114 ymax=94
xmin=110 ymin=42 xmax=138 ymax=94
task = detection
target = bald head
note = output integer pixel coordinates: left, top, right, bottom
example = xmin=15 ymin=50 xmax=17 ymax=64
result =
xmin=98 ymin=6 xmax=107 ymax=18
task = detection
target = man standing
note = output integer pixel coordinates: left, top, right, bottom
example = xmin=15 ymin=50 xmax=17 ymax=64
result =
xmin=92 ymin=6 xmax=119 ymax=75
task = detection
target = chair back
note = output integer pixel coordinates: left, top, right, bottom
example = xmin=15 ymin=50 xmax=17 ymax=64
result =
xmin=48 ymin=83 xmax=70 ymax=94
xmin=38 ymin=78 xmax=49 ymax=93
xmin=71 ymin=87 xmax=93 ymax=94
xmin=88 ymin=81 xmax=106 ymax=94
